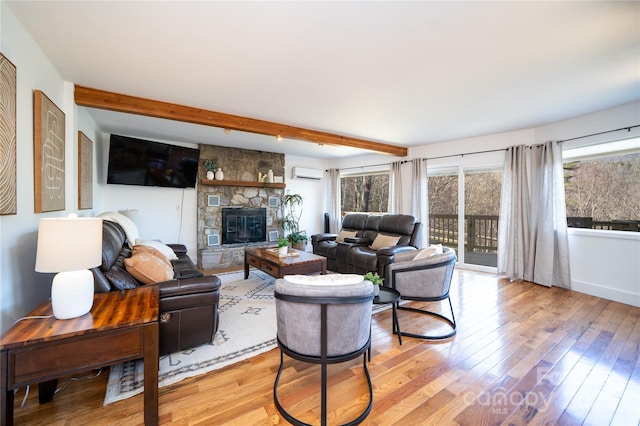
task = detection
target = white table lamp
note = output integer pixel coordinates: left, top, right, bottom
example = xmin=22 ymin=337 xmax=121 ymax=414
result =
xmin=35 ymin=216 xmax=103 ymax=320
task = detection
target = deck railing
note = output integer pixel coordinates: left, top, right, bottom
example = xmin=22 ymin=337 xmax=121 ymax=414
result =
xmin=430 ymin=214 xmax=640 ymax=254
xmin=429 ymin=214 xmax=500 ymax=254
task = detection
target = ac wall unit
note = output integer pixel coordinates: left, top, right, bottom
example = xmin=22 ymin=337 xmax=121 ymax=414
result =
xmin=292 ymin=167 xmax=323 ymax=180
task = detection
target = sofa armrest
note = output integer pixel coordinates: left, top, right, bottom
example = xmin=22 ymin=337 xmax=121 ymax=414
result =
xmin=172 ymin=254 xmax=203 ymax=279
xmin=376 ymin=245 xmax=419 ymax=281
xmin=344 ymin=237 xmax=371 ymax=245
xmin=166 ymin=243 xmax=187 ymax=255
xmin=311 ymin=233 xmax=338 ymax=244
xmin=376 ymin=245 xmax=418 ymax=257
xmin=158 ymin=275 xmax=221 ymax=299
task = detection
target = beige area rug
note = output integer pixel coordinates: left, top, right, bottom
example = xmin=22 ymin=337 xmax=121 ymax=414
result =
xmin=104 ymin=269 xmax=277 ymax=405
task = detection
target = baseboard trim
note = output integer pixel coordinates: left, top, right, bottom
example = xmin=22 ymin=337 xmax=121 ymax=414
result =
xmin=571 ymin=279 xmax=640 ymax=307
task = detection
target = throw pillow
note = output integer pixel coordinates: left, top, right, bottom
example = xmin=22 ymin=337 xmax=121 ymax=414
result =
xmin=413 ymin=244 xmax=444 ymax=260
xmin=125 ymin=252 xmax=174 ymax=285
xmin=132 ymin=244 xmax=172 ymax=267
xmin=335 ymin=230 xmax=357 ymax=243
xmin=284 ymin=274 xmax=364 ymax=286
xmin=135 ymin=239 xmax=178 ymax=260
xmin=369 ymin=234 xmax=400 ymax=250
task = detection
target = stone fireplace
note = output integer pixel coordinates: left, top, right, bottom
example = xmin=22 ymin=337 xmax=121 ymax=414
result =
xmin=197 ymin=145 xmax=285 ymax=270
xmin=222 ymin=207 xmax=266 ymax=244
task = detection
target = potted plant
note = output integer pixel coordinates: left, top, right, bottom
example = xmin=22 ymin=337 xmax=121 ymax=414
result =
xmin=203 ymin=159 xmax=218 ymax=180
xmin=277 ymin=237 xmax=289 ymax=257
xmin=287 ymin=230 xmax=308 ymax=249
xmin=364 ymin=271 xmax=383 ymax=296
xmin=280 ymin=193 xmax=308 ymax=250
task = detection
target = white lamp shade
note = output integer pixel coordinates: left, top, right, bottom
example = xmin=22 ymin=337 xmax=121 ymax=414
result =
xmin=35 ymin=217 xmax=103 ymax=273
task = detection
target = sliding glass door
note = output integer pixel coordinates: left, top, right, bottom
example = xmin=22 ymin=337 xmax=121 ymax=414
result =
xmin=428 ymin=168 xmax=459 ymax=256
xmin=428 ymin=166 xmax=502 ymax=270
xmin=463 ymin=168 xmax=502 ymax=267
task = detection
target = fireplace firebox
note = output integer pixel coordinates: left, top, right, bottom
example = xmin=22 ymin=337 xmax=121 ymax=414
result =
xmin=222 ymin=208 xmax=267 ymax=244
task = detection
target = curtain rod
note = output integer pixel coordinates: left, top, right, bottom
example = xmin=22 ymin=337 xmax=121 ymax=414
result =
xmin=334 ymin=124 xmax=639 ymax=171
xmin=557 ymin=125 xmax=639 ymax=143
xmin=424 ymin=147 xmax=506 ymax=162
xmin=425 ymin=125 xmax=639 ymax=162
xmin=332 ymin=160 xmax=411 ymax=172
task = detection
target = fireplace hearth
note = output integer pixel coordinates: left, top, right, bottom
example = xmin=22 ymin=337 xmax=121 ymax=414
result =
xmin=222 ymin=208 xmax=267 ymax=244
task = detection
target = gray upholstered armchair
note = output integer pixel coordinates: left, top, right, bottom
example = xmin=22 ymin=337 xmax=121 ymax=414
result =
xmin=273 ymin=275 xmax=375 ymax=425
xmin=387 ymin=246 xmax=457 ymax=340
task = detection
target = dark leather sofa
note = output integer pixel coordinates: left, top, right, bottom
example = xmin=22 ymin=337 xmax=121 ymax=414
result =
xmin=92 ymin=220 xmax=221 ymax=355
xmin=311 ymin=213 xmax=422 ymax=278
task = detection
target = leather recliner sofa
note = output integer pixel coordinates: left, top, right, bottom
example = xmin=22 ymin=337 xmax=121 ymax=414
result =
xmin=92 ymin=220 xmax=221 ymax=355
xmin=311 ymin=213 xmax=422 ymax=278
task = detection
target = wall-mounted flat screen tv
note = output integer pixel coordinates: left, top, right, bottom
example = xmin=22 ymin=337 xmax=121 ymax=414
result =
xmin=107 ymin=134 xmax=200 ymax=188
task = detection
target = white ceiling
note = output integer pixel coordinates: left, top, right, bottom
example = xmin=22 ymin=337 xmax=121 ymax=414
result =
xmin=8 ymin=1 xmax=640 ymax=159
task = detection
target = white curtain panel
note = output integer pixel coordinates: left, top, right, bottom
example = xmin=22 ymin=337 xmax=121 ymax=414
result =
xmin=327 ymin=168 xmax=342 ymax=233
xmin=411 ymin=159 xmax=428 ymax=248
xmin=388 ymin=161 xmax=403 ymax=214
xmin=497 ymin=141 xmax=571 ymax=288
xmin=498 ymin=145 xmax=532 ymax=281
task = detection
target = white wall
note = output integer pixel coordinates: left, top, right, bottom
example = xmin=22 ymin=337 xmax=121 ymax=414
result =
xmin=568 ymin=229 xmax=640 ymax=306
xmin=535 ymin=101 xmax=640 ymax=147
xmin=284 ymin=155 xmax=329 ymax=250
xmin=0 ymin=2 xmax=102 ymax=333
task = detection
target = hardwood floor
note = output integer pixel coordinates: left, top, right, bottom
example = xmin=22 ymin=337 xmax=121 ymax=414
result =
xmin=11 ymin=269 xmax=640 ymax=425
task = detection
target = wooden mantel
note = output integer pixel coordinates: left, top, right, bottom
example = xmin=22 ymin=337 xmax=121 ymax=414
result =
xmin=199 ymin=179 xmax=285 ymax=189
xmin=74 ymin=85 xmax=408 ymax=157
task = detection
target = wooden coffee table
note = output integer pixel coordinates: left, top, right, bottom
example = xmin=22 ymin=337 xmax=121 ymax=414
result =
xmin=245 ymin=246 xmax=327 ymax=279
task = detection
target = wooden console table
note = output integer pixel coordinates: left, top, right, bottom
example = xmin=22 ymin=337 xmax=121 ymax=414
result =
xmin=0 ymin=286 xmax=159 ymax=426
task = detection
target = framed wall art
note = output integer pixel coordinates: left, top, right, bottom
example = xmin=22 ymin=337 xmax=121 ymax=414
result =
xmin=34 ymin=90 xmax=65 ymax=213
xmin=0 ymin=52 xmax=17 ymax=215
xmin=78 ymin=131 xmax=93 ymax=209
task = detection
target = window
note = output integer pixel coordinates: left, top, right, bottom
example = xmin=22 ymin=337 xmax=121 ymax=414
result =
xmin=563 ymin=138 xmax=640 ymax=232
xmin=341 ymin=172 xmax=389 ymax=215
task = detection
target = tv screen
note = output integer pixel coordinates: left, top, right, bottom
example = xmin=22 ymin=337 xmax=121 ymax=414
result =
xmin=107 ymin=134 xmax=200 ymax=188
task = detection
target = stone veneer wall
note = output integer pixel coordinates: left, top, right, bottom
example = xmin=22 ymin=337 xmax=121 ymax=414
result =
xmin=197 ymin=145 xmax=286 ymax=270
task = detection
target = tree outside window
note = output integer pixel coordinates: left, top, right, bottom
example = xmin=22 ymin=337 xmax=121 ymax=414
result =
xmin=564 ymin=151 xmax=640 ymax=231
xmin=341 ymin=173 xmax=389 ymax=215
